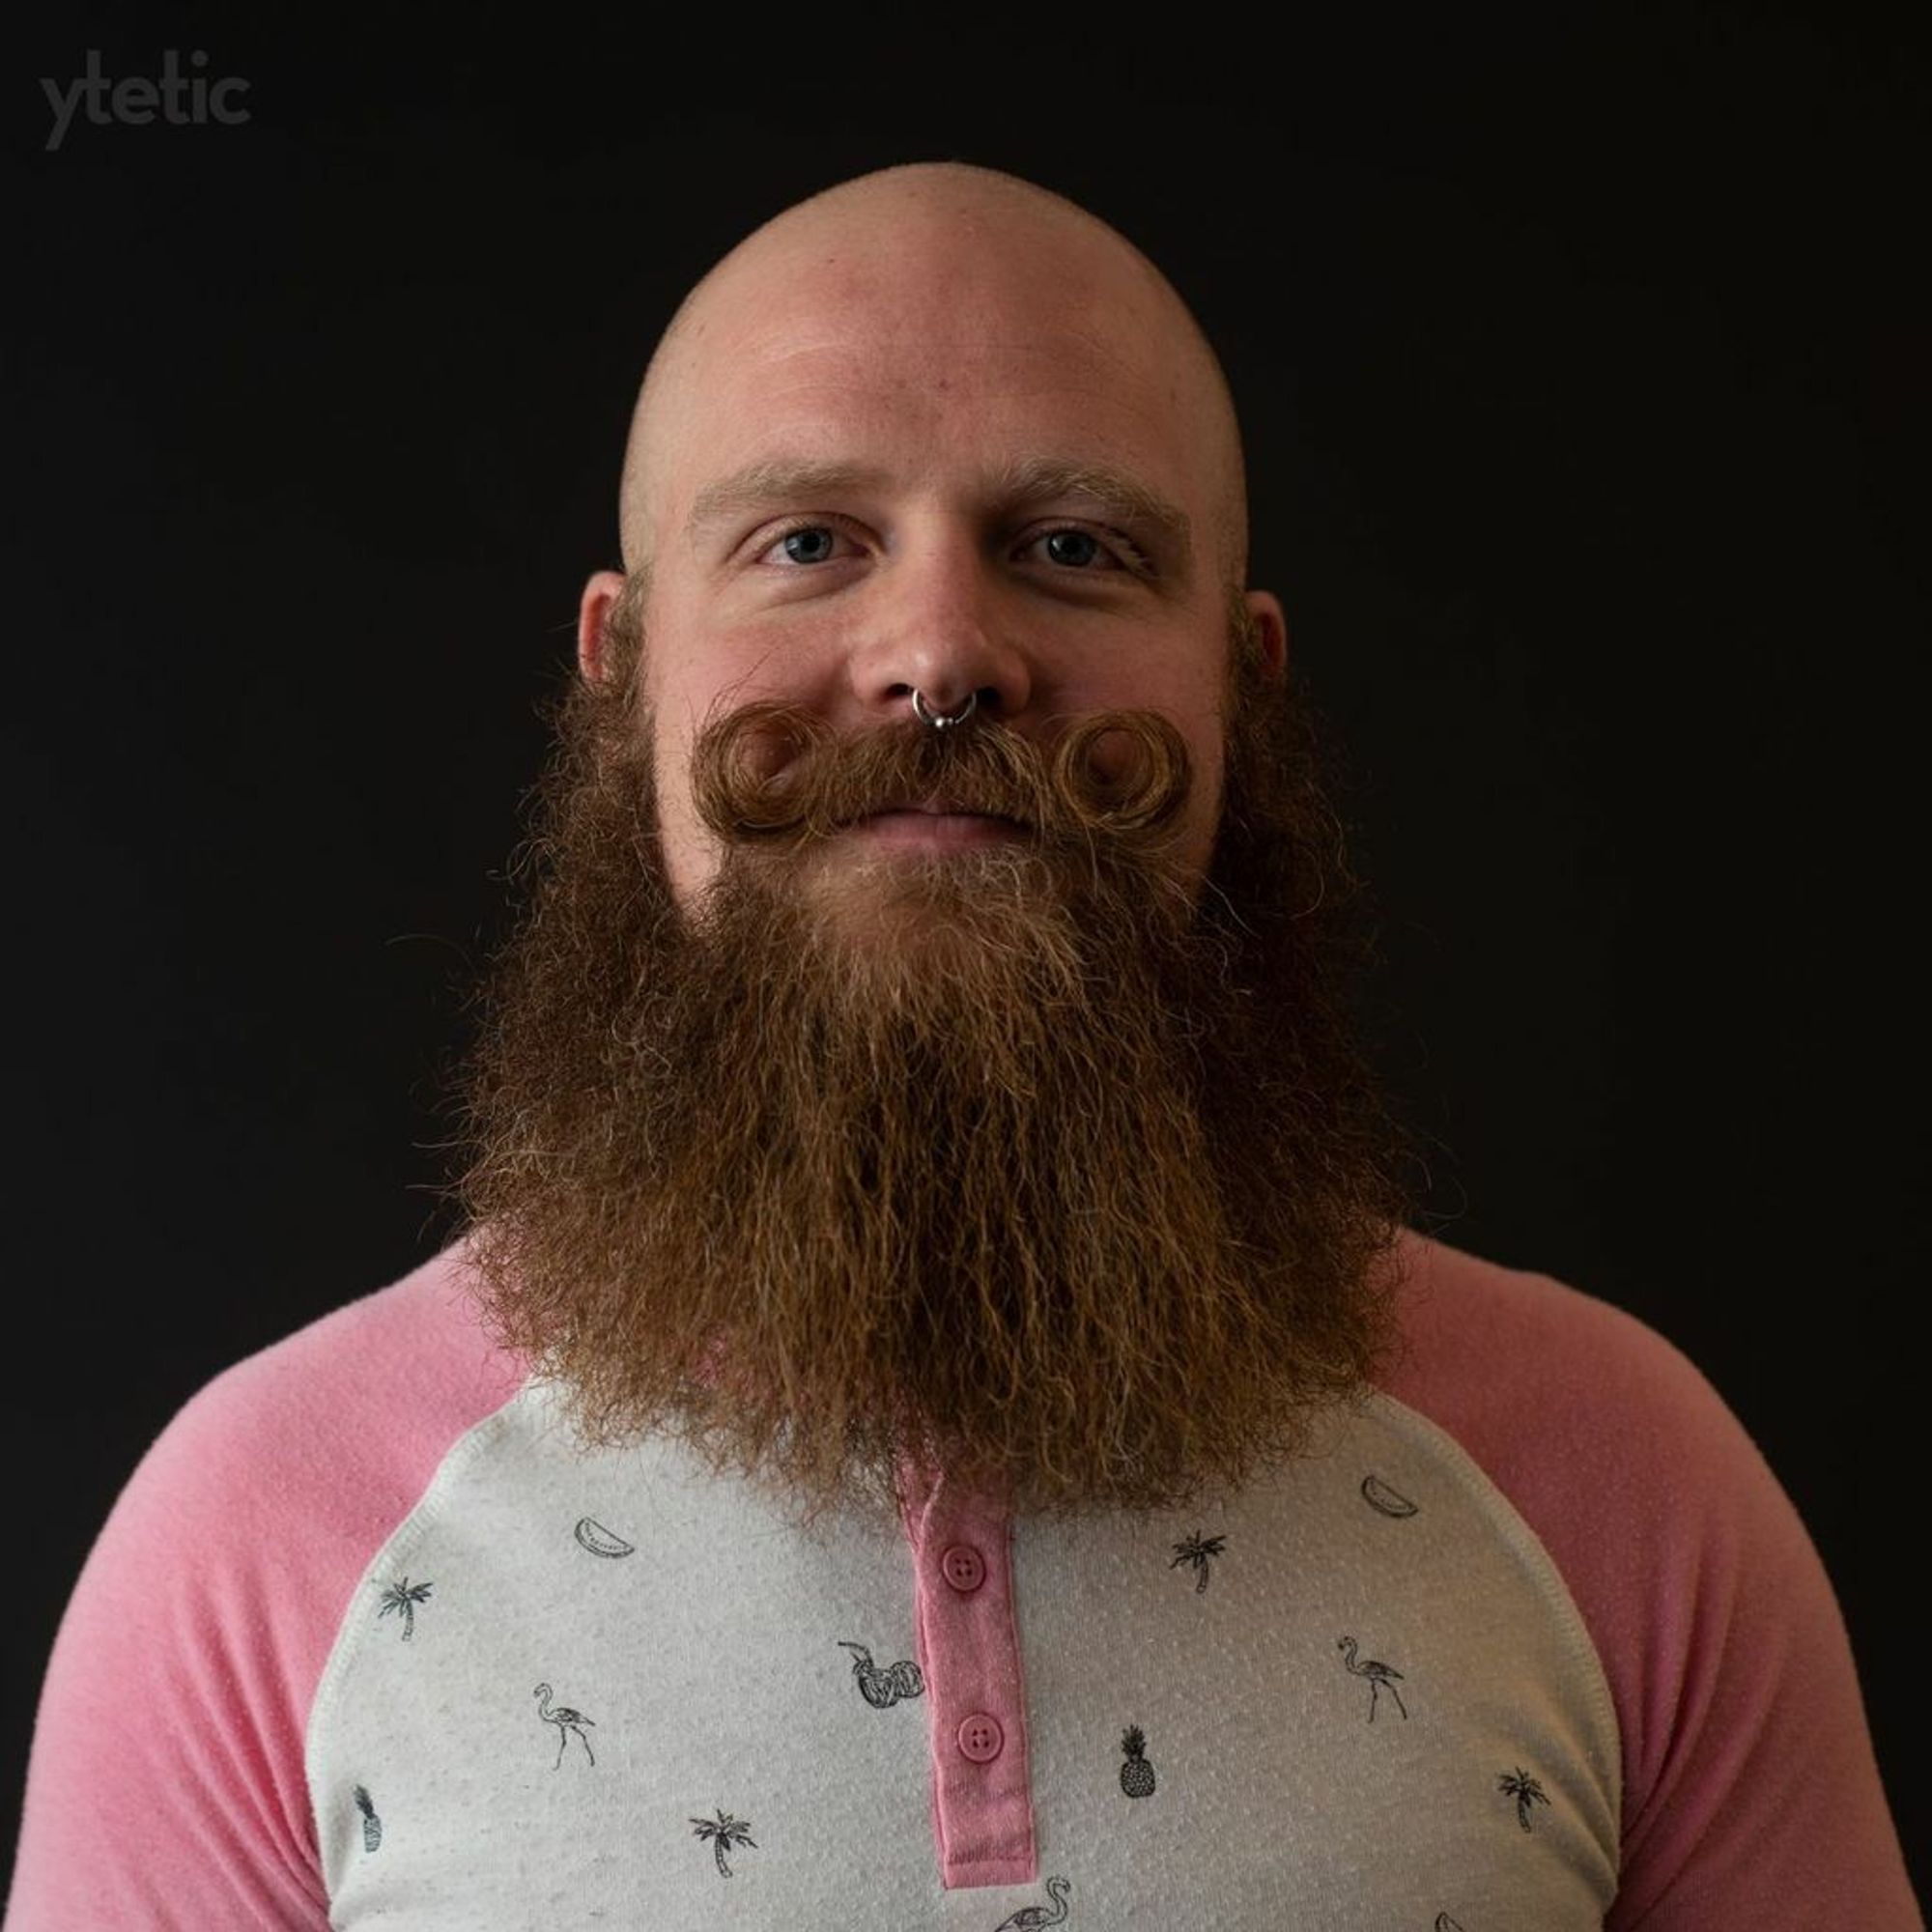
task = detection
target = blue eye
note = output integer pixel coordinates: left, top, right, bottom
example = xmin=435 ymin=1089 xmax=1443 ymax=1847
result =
xmin=1041 ymin=528 xmax=1107 ymax=568
xmin=776 ymin=526 xmax=839 ymax=564
xmin=754 ymin=520 xmax=1143 ymax=575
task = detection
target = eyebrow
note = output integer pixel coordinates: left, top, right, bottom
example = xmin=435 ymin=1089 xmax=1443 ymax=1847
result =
xmin=684 ymin=451 xmax=1194 ymax=582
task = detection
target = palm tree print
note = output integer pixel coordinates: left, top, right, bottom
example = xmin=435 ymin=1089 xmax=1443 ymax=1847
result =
xmin=1498 ymin=1766 xmax=1550 ymax=1832
xmin=1169 ymin=1531 xmax=1227 ymax=1593
xmin=377 ymin=1577 xmax=433 ymax=1640
xmin=689 ymin=1808 xmax=756 ymax=1877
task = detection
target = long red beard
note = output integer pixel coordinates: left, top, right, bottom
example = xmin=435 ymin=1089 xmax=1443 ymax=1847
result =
xmin=442 ymin=597 xmax=1417 ymax=1529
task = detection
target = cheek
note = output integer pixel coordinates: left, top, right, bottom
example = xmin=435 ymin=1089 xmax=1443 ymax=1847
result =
xmin=1135 ymin=675 xmax=1226 ymax=830
xmin=641 ymin=637 xmax=768 ymax=905
xmin=641 ymin=692 xmax=715 ymax=909
xmin=1180 ymin=732 xmax=1228 ymax=877
xmin=1157 ymin=668 xmax=1234 ymax=881
xmin=1050 ymin=655 xmax=1229 ymax=873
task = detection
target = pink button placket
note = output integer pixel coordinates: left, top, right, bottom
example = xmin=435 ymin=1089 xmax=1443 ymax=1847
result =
xmin=956 ymin=1713 xmax=1005 ymax=1761
xmin=895 ymin=1445 xmax=1037 ymax=1889
xmin=940 ymin=1543 xmax=987 ymax=1593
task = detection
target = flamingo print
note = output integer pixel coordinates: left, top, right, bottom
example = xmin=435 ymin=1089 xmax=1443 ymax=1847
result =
xmin=1336 ymin=1634 xmax=1409 ymax=1721
xmin=532 ymin=1683 xmax=596 ymax=1768
xmin=990 ymin=1874 xmax=1071 ymax=1928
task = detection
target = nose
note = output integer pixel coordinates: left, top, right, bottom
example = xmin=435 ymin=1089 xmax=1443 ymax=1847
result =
xmin=844 ymin=531 xmax=1034 ymax=729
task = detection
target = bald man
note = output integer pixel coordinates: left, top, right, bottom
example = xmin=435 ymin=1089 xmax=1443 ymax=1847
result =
xmin=10 ymin=164 xmax=1918 ymax=1930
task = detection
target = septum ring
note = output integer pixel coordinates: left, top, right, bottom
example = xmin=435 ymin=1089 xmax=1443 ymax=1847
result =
xmin=912 ymin=688 xmax=979 ymax=731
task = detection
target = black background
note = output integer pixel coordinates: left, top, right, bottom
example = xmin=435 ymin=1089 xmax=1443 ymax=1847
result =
xmin=5 ymin=9 xmax=1924 ymax=1911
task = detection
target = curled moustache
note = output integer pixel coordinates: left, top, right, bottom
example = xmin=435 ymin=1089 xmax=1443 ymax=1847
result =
xmin=686 ymin=699 xmax=1193 ymax=856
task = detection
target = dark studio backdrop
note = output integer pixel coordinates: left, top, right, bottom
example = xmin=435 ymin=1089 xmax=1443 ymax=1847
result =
xmin=5 ymin=10 xmax=1923 ymax=1906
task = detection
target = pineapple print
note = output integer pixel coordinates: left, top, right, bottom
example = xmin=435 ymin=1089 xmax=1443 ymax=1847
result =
xmin=354 ymin=1784 xmax=382 ymax=1853
xmin=1119 ymin=1724 xmax=1156 ymax=1798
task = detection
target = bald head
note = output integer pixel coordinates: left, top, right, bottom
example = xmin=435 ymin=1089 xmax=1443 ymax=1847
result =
xmin=616 ymin=162 xmax=1250 ymax=595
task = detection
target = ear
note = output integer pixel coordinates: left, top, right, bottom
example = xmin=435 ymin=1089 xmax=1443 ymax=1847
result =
xmin=577 ymin=570 xmax=630 ymax=685
xmin=1243 ymin=589 xmax=1288 ymax=681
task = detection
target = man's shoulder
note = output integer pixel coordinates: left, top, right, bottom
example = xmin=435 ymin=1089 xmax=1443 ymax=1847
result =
xmin=1372 ymin=1224 xmax=1872 ymax=1883
xmin=1378 ymin=1222 xmax=1731 ymax=1445
xmin=82 ymin=1230 xmax=527 ymax=1656
xmin=11 ymin=1233 xmax=533 ymax=1928
xmin=185 ymin=1227 xmax=522 ymax=1427
xmin=1374 ymin=1222 xmax=1779 ymax=1559
xmin=139 ymin=1229 xmax=526 ymax=1535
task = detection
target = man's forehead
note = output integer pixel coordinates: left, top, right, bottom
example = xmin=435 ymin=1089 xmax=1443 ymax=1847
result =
xmin=652 ymin=291 xmax=1203 ymax=525
xmin=619 ymin=172 xmax=1246 ymax=582
xmin=724 ymin=264 xmax=1155 ymax=353
xmin=697 ymin=187 xmax=1163 ymax=335
xmin=667 ymin=267 xmax=1174 ymax=430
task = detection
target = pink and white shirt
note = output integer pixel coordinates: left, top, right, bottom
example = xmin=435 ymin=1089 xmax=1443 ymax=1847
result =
xmin=6 ymin=1228 xmax=1919 ymax=1928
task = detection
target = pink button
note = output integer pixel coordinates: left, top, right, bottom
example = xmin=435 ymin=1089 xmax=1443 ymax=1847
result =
xmin=956 ymin=1713 xmax=1004 ymax=1762
xmin=939 ymin=1544 xmax=986 ymax=1592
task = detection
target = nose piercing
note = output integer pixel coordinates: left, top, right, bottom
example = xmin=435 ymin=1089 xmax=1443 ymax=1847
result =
xmin=912 ymin=689 xmax=978 ymax=731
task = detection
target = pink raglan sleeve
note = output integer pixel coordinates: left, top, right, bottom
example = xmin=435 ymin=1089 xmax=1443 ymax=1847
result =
xmin=1382 ymin=1233 xmax=1921 ymax=1930
xmin=5 ymin=1244 xmax=523 ymax=1932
